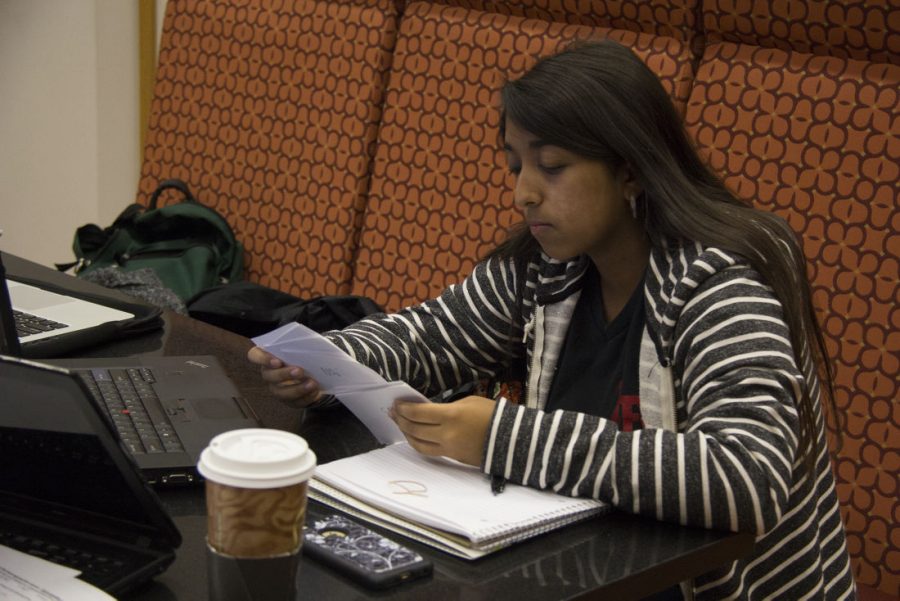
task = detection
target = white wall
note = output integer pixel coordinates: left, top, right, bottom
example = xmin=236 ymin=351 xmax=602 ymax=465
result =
xmin=0 ymin=0 xmax=141 ymax=267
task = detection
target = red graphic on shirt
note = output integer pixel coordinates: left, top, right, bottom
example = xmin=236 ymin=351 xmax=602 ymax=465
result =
xmin=612 ymin=394 xmax=643 ymax=431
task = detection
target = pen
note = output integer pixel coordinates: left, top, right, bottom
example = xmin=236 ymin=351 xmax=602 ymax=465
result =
xmin=488 ymin=394 xmax=510 ymax=495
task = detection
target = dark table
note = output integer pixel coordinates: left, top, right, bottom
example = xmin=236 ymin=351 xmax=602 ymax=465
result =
xmin=4 ymin=253 xmax=755 ymax=600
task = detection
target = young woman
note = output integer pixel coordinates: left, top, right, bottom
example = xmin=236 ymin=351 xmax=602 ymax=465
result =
xmin=249 ymin=41 xmax=855 ymax=599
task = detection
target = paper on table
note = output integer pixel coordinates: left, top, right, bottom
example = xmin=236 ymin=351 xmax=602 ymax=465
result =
xmin=307 ymin=480 xmax=491 ymax=559
xmin=312 ymin=443 xmax=608 ymax=545
xmin=0 ymin=545 xmax=115 ymax=601
xmin=253 ymin=323 xmax=429 ymax=445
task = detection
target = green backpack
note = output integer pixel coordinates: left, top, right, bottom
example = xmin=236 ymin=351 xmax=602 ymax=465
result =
xmin=72 ymin=179 xmax=243 ymax=301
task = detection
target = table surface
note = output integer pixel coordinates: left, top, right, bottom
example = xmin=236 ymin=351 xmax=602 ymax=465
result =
xmin=3 ymin=253 xmax=755 ymax=601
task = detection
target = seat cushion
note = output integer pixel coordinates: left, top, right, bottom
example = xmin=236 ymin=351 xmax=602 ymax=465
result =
xmin=351 ymin=1 xmax=696 ymax=311
xmin=684 ymin=41 xmax=899 ymax=595
xmin=417 ymin=0 xmax=700 ymax=44
xmin=138 ymin=0 xmax=398 ymax=297
xmin=701 ymin=0 xmax=898 ymax=65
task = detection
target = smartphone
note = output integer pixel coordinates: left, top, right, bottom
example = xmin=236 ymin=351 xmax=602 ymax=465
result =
xmin=303 ymin=514 xmax=433 ymax=589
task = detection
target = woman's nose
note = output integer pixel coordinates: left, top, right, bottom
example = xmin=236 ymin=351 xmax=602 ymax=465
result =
xmin=513 ymin=170 xmax=540 ymax=208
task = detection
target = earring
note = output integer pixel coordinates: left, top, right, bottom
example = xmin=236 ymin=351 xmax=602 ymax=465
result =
xmin=628 ymin=194 xmax=637 ymax=219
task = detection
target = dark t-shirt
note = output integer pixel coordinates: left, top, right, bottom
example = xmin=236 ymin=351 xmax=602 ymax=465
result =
xmin=545 ymin=266 xmax=645 ymax=431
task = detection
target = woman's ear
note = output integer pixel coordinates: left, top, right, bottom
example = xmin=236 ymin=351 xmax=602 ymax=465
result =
xmin=619 ymin=164 xmax=642 ymax=201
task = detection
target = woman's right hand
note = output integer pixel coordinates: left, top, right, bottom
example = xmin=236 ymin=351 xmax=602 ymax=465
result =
xmin=247 ymin=346 xmax=323 ymax=408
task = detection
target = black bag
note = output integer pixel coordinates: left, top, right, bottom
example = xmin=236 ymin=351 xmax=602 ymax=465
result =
xmin=186 ymin=281 xmax=383 ymax=337
xmin=70 ymin=179 xmax=243 ymax=301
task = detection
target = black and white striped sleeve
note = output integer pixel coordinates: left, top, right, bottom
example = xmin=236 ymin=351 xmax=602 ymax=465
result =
xmin=325 ymin=256 xmax=523 ymax=399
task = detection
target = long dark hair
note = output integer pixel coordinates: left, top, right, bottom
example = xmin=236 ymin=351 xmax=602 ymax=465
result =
xmin=491 ymin=40 xmax=836 ymax=470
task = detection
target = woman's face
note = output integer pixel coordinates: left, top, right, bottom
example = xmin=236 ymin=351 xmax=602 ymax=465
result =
xmin=503 ymin=119 xmax=637 ymax=266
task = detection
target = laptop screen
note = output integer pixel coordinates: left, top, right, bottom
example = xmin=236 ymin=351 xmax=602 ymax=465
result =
xmin=0 ymin=254 xmax=22 ymax=356
xmin=0 ymin=358 xmax=180 ymax=548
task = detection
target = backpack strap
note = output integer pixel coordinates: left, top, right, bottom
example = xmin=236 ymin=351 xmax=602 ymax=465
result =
xmin=148 ymin=178 xmax=196 ymax=209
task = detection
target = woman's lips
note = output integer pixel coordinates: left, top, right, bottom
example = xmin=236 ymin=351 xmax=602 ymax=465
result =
xmin=528 ymin=222 xmax=551 ymax=235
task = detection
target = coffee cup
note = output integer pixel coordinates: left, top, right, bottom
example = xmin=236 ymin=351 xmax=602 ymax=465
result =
xmin=198 ymin=428 xmax=316 ymax=601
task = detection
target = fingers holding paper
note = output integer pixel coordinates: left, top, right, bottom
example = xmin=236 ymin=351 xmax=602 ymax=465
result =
xmin=391 ymin=396 xmax=497 ymax=467
xmin=247 ymin=346 xmax=323 ymax=407
xmin=250 ymin=324 xmax=430 ymax=443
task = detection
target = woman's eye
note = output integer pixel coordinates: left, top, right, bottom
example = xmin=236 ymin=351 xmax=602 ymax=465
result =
xmin=540 ymin=164 xmax=565 ymax=175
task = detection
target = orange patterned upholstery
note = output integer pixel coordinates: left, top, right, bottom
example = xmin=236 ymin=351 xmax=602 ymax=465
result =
xmin=138 ymin=0 xmax=397 ymax=297
xmin=410 ymin=0 xmax=700 ymax=44
xmin=684 ymin=42 xmax=899 ymax=597
xmin=350 ymin=1 xmax=696 ymax=311
xmin=701 ymin=0 xmax=899 ymax=65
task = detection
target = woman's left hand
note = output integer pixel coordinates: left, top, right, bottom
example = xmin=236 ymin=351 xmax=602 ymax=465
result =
xmin=390 ymin=396 xmax=497 ymax=467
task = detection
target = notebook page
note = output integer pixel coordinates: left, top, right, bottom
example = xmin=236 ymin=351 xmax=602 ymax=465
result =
xmin=313 ymin=443 xmax=606 ymax=544
xmin=308 ymin=481 xmax=490 ymax=559
xmin=310 ymin=479 xmax=607 ymax=559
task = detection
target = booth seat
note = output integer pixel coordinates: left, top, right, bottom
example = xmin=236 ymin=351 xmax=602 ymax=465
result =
xmin=139 ymin=0 xmax=399 ymax=297
xmin=687 ymin=3 xmax=897 ymax=598
xmin=349 ymin=1 xmax=696 ymax=310
xmin=136 ymin=1 xmax=898 ymax=597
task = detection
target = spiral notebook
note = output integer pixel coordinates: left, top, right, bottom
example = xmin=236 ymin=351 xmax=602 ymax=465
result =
xmin=309 ymin=443 xmax=609 ymax=559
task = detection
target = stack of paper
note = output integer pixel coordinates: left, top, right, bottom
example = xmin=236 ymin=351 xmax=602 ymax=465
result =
xmin=253 ymin=323 xmax=428 ymax=445
xmin=309 ymin=443 xmax=609 ymax=559
xmin=0 ymin=545 xmax=115 ymax=601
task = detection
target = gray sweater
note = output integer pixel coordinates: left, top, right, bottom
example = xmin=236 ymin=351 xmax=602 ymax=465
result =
xmin=326 ymin=242 xmax=855 ymax=600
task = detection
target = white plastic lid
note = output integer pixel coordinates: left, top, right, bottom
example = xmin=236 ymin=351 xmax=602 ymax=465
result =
xmin=197 ymin=428 xmax=316 ymax=489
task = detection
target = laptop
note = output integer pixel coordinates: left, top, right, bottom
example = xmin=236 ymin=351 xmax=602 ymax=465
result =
xmin=0 ymin=254 xmax=261 ymax=486
xmin=0 ymin=239 xmax=137 ymax=355
xmin=0 ymin=354 xmax=181 ymax=596
xmin=8 ymin=276 xmax=135 ymax=346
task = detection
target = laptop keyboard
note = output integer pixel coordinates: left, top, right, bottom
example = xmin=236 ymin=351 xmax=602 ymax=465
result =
xmin=0 ymin=526 xmax=131 ymax=585
xmin=13 ymin=309 xmax=68 ymax=337
xmin=76 ymin=368 xmax=185 ymax=455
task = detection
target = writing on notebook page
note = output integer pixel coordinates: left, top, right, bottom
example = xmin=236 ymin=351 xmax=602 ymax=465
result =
xmin=390 ymin=481 xmax=428 ymax=497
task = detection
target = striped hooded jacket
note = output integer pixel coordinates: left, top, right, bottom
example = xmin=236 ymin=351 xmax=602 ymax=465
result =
xmin=325 ymin=242 xmax=855 ymax=600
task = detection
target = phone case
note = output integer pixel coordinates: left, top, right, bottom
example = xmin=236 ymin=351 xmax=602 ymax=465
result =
xmin=303 ymin=514 xmax=433 ymax=589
